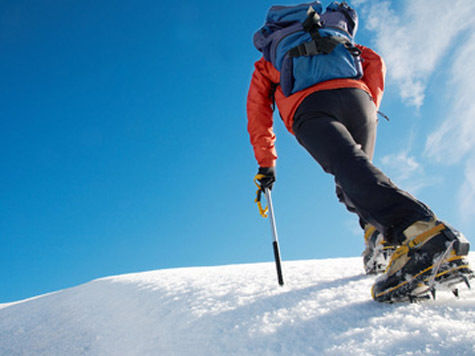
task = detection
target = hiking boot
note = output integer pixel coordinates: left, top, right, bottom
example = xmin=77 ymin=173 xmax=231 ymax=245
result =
xmin=362 ymin=224 xmax=397 ymax=274
xmin=371 ymin=219 xmax=473 ymax=303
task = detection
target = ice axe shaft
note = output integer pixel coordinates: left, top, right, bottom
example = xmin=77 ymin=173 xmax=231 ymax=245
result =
xmin=264 ymin=188 xmax=284 ymax=286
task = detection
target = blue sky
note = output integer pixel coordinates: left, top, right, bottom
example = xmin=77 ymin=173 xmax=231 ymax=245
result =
xmin=1 ymin=0 xmax=474 ymax=302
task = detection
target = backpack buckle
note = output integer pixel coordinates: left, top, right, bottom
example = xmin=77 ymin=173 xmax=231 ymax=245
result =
xmin=289 ymin=40 xmax=318 ymax=57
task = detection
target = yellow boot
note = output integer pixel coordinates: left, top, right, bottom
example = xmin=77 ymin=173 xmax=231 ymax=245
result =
xmin=371 ymin=219 xmax=472 ymax=303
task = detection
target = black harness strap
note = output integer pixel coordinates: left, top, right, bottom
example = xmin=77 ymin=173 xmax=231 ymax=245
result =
xmin=288 ymin=7 xmax=361 ymax=58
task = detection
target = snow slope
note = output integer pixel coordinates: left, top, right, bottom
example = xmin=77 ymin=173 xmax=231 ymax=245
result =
xmin=1 ymin=255 xmax=475 ymax=356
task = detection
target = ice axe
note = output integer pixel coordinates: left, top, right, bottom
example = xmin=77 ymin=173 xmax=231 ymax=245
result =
xmin=254 ymin=177 xmax=284 ymax=286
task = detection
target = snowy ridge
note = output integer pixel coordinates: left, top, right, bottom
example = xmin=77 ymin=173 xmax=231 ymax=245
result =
xmin=1 ymin=255 xmax=475 ymax=355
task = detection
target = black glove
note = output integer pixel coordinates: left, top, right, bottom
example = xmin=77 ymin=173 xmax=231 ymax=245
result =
xmin=256 ymin=166 xmax=276 ymax=190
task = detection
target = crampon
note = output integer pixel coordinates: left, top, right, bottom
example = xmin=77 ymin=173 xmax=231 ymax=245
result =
xmin=376 ymin=243 xmax=473 ymax=303
xmin=371 ymin=220 xmax=473 ymax=303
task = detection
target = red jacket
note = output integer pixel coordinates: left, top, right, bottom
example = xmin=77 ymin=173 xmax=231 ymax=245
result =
xmin=247 ymin=45 xmax=386 ymax=167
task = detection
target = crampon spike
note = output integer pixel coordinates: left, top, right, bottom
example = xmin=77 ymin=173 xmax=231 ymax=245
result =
xmin=462 ymin=275 xmax=471 ymax=289
xmin=452 ymin=288 xmax=459 ymax=298
xmin=430 ymin=288 xmax=436 ymax=300
xmin=459 ymin=273 xmax=472 ymax=289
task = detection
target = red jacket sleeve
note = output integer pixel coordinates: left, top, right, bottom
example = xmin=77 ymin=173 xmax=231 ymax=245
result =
xmin=357 ymin=45 xmax=386 ymax=110
xmin=247 ymin=57 xmax=279 ymax=167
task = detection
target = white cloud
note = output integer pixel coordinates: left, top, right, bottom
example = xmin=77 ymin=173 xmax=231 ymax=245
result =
xmin=359 ymin=0 xmax=475 ymax=223
xmin=425 ymin=32 xmax=475 ymax=163
xmin=380 ymin=152 xmax=419 ymax=180
xmin=379 ymin=151 xmax=439 ymax=194
xmin=351 ymin=0 xmax=368 ymax=5
xmin=361 ymin=0 xmax=474 ymax=108
xmin=458 ymin=156 xmax=475 ymax=223
xmin=425 ymin=31 xmax=475 ymax=222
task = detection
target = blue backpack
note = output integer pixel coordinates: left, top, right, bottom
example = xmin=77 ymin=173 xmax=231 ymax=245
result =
xmin=253 ymin=1 xmax=363 ymax=97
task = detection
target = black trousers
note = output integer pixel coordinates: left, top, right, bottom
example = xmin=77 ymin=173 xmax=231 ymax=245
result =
xmin=293 ymin=88 xmax=433 ymax=244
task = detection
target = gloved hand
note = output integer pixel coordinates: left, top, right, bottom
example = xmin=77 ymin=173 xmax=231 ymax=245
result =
xmin=255 ymin=166 xmax=276 ymax=190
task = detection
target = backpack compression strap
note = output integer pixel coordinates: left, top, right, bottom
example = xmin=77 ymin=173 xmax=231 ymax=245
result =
xmin=288 ymin=8 xmax=361 ymax=58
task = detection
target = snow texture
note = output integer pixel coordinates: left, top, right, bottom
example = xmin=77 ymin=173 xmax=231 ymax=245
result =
xmin=1 ymin=255 xmax=475 ymax=355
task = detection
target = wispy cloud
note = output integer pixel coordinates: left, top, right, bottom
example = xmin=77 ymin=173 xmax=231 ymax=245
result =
xmin=379 ymin=151 xmax=440 ymax=194
xmin=358 ymin=0 xmax=475 ymax=223
xmin=360 ymin=0 xmax=474 ymax=108
xmin=425 ymin=31 xmax=475 ymax=221
xmin=458 ymin=156 xmax=475 ymax=223
xmin=425 ymin=33 xmax=475 ymax=163
xmin=380 ymin=152 xmax=419 ymax=181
